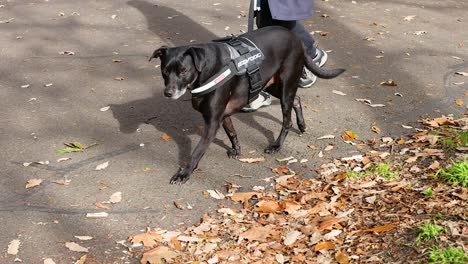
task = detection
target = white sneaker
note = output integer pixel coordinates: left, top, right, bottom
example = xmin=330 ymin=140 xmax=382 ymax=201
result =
xmin=299 ymin=48 xmax=328 ymax=88
xmin=241 ymin=91 xmax=272 ymax=112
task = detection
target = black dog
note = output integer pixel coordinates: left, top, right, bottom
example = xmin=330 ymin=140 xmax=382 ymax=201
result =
xmin=149 ymin=26 xmax=344 ymax=184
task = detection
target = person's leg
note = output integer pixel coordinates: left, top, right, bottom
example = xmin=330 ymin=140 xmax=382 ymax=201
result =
xmin=242 ymin=0 xmax=325 ymax=112
xmin=241 ymin=0 xmax=273 ymax=113
xmin=257 ymin=0 xmax=316 ymax=57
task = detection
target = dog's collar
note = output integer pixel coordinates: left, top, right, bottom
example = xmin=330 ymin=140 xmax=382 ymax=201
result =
xmin=191 ymin=37 xmax=264 ymax=97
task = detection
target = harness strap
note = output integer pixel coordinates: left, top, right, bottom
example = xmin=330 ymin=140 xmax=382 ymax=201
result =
xmin=191 ymin=63 xmax=235 ymax=96
xmin=191 ymin=36 xmax=264 ymax=101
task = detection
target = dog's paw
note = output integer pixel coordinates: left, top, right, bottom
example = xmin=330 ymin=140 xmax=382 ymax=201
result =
xmin=170 ymin=169 xmax=190 ymax=185
xmin=227 ymin=148 xmax=240 ymax=159
xmin=299 ymin=124 xmax=307 ymax=133
xmin=264 ymin=145 xmax=281 ymax=154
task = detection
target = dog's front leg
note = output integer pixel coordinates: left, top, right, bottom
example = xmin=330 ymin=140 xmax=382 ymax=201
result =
xmin=170 ymin=116 xmax=221 ymax=184
xmin=222 ymin=116 xmax=240 ymax=158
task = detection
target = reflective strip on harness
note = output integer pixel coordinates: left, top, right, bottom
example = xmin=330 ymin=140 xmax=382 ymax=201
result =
xmin=191 ymin=66 xmax=233 ymax=95
xmin=191 ymin=36 xmax=264 ymax=99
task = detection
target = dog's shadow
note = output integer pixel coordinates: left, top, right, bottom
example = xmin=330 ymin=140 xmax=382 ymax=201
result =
xmin=110 ymin=95 xmax=280 ymax=166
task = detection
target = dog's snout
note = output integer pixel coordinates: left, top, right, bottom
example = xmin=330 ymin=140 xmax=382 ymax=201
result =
xmin=164 ymin=90 xmax=173 ymax=97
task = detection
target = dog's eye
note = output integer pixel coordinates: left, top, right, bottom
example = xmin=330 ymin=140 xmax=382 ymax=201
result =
xmin=162 ymin=69 xmax=169 ymax=75
xmin=180 ymin=68 xmax=187 ymax=75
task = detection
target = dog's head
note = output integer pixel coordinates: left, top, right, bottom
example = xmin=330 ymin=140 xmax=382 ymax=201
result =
xmin=149 ymin=46 xmax=205 ymax=100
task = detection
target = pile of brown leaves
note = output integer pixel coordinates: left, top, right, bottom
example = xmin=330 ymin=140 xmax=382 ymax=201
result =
xmin=128 ymin=116 xmax=467 ymax=263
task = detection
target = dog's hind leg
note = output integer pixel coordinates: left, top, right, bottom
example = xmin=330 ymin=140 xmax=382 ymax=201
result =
xmin=293 ymin=96 xmax=306 ymax=133
xmin=264 ymin=80 xmax=296 ymax=154
xmin=265 ymin=77 xmax=305 ymax=133
xmin=222 ymin=116 xmax=241 ymax=158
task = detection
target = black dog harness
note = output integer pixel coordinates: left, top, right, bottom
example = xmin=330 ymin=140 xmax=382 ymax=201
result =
xmin=191 ymin=36 xmax=264 ymax=103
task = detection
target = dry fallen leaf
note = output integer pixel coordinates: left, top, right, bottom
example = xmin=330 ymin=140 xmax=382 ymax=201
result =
xmin=75 ymin=255 xmax=87 ymax=264
xmin=455 ymin=71 xmax=468 ymax=76
xmin=239 ymin=225 xmax=274 ymax=242
xmin=140 ymin=246 xmax=179 ymax=264
xmin=324 ymin=145 xmax=334 ymax=152
xmin=342 ymin=130 xmax=358 ymax=142
xmin=238 ymin=157 xmax=265 ymax=163
xmin=272 ymin=166 xmax=290 ymax=174
xmin=95 ymin=161 xmax=109 ymax=171
xmin=314 ymin=241 xmax=335 ymax=251
xmin=380 ymin=79 xmax=397 ymax=86
xmin=59 ymin=51 xmax=75 ymax=55
xmin=231 ymin=192 xmax=261 ymax=208
xmin=95 ymin=202 xmax=110 ymax=209
xmin=283 ymin=230 xmax=302 ymax=246
xmin=317 ymin=135 xmax=335 ymax=140
xmin=403 ymin=15 xmax=417 ymax=21
xmin=161 ymin=133 xmax=171 ymax=141
xmin=335 ymin=250 xmax=350 ymax=264
xmin=65 ymin=242 xmax=88 ymax=253
xmin=52 ymin=179 xmax=71 ymax=186
xmin=109 ymin=192 xmax=122 ymax=204
xmin=169 ymin=237 xmax=183 ymax=250
xmin=364 ymin=223 xmax=397 ymax=233
xmin=26 ymin=179 xmax=42 ymax=189
xmin=318 ymin=217 xmax=344 ymax=231
xmin=324 ymin=229 xmax=342 ymax=240
xmin=308 ymin=145 xmax=319 ymax=150
xmin=371 ymin=125 xmax=381 ymax=134
xmin=332 ymin=90 xmax=346 ymax=96
xmin=428 ymin=161 xmax=440 ymax=170
xmin=74 ymin=236 xmax=93 ymax=241
xmin=7 ymin=239 xmax=20 ymax=255
xmin=255 ymin=200 xmax=282 ymax=213
xmin=44 ymin=258 xmax=56 ymax=264
xmin=86 ymin=212 xmax=109 ymax=218
xmin=455 ymin=99 xmax=464 ymax=106
xmin=129 ymin=231 xmax=163 ymax=247
xmin=100 ymin=106 xmax=110 ymax=112
xmin=206 ymin=189 xmax=225 ymax=200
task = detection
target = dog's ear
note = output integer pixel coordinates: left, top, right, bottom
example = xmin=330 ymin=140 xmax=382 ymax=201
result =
xmin=185 ymin=47 xmax=205 ymax=72
xmin=149 ymin=46 xmax=168 ymax=61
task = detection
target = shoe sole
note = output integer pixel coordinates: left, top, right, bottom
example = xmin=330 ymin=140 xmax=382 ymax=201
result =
xmin=299 ymin=77 xmax=317 ymax=88
xmin=241 ymin=97 xmax=272 ymax=112
xmin=299 ymin=50 xmax=328 ymax=88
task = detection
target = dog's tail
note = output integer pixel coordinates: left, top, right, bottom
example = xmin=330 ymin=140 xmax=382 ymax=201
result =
xmin=304 ymin=53 xmax=345 ymax=79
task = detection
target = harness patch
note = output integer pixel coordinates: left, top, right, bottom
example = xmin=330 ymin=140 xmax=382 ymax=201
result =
xmin=191 ymin=36 xmax=264 ymax=103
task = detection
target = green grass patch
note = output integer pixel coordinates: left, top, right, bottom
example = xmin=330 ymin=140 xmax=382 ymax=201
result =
xmin=428 ymin=246 xmax=468 ymax=264
xmin=437 ymin=129 xmax=468 ymax=149
xmin=346 ymin=171 xmax=367 ymax=178
xmin=460 ymin=131 xmax=468 ymax=147
xmin=439 ymin=138 xmax=457 ymax=149
xmin=417 ymin=222 xmax=445 ymax=245
xmin=423 ymin=187 xmax=434 ymax=197
xmin=346 ymin=163 xmax=398 ymax=180
xmin=436 ymin=160 xmax=468 ymax=188
xmin=374 ymin=163 xmax=398 ymax=180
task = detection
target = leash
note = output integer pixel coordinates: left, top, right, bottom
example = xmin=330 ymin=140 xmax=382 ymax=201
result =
xmin=248 ymin=0 xmax=255 ymax=32
xmin=191 ymin=2 xmax=263 ymax=102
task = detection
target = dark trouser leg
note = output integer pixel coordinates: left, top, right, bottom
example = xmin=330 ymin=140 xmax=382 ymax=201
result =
xmin=257 ymin=0 xmax=316 ymax=57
